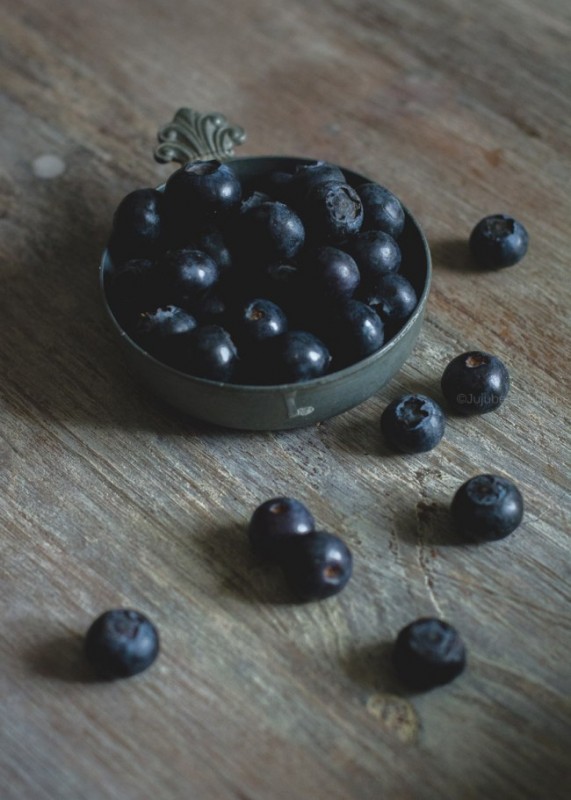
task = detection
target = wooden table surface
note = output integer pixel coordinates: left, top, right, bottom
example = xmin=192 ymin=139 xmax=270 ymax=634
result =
xmin=2 ymin=0 xmax=570 ymax=798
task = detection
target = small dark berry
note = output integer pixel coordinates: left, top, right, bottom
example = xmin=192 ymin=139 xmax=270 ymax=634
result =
xmin=84 ymin=609 xmax=159 ymax=679
xmin=356 ymin=183 xmax=405 ymax=239
xmin=290 ymin=161 xmax=346 ymax=204
xmin=182 ymin=324 xmax=239 ymax=382
xmin=258 ymin=331 xmax=331 ymax=384
xmin=342 ymin=230 xmax=401 ymax=281
xmin=107 ymin=258 xmax=164 ymax=321
xmin=451 ymin=474 xmax=524 ymax=541
xmin=240 ymin=200 xmax=305 ymax=262
xmin=132 ymin=305 xmax=198 ymax=365
xmin=234 ymin=298 xmax=288 ymax=348
xmin=248 ymin=497 xmax=315 ymax=560
xmin=359 ymin=273 xmax=418 ymax=327
xmin=303 ymin=246 xmax=361 ymax=300
xmin=325 ymin=299 xmax=384 ymax=368
xmin=393 ymin=617 xmax=466 ymax=690
xmin=109 ymin=188 xmax=164 ymax=261
xmin=280 ymin=530 xmax=353 ymax=601
xmin=302 ymin=181 xmax=363 ymax=243
xmin=381 ymin=394 xmax=445 ymax=453
xmin=441 ymin=351 xmax=509 ymax=415
xmin=164 ymin=159 xmax=242 ymax=221
xmin=188 ymin=226 xmax=233 ymax=276
xmin=161 ymin=248 xmax=220 ymax=302
xmin=469 ymin=214 xmax=528 ymax=268
xmin=188 ymin=292 xmax=229 ymax=326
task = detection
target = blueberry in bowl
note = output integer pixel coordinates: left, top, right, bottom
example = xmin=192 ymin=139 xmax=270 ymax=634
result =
xmin=100 ymin=109 xmax=431 ymax=430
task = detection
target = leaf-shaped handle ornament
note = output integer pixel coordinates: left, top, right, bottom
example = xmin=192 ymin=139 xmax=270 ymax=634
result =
xmin=154 ymin=108 xmax=246 ymax=165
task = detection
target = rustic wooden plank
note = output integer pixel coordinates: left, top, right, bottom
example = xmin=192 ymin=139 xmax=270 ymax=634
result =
xmin=1 ymin=0 xmax=570 ymax=798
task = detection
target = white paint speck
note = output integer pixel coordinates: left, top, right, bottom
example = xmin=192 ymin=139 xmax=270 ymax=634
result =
xmin=32 ymin=154 xmax=66 ymax=179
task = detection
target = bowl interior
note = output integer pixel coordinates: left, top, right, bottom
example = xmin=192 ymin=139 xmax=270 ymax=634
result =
xmin=100 ymin=156 xmax=431 ymax=428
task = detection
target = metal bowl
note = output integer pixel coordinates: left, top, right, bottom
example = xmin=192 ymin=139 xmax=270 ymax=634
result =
xmin=99 ymin=113 xmax=431 ymax=431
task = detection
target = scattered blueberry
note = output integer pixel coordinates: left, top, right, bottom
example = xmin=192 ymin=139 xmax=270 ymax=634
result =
xmin=280 ymin=530 xmax=353 ymax=601
xmin=342 ymin=230 xmax=401 ymax=281
xmin=84 ymin=609 xmax=160 ymax=679
xmin=451 ymin=474 xmax=524 ymax=541
xmin=356 ymin=183 xmax=405 ymax=239
xmin=393 ymin=617 xmax=466 ymax=690
xmin=469 ymin=214 xmax=528 ymax=268
xmin=380 ymin=393 xmax=445 ymax=453
xmin=441 ymin=351 xmax=510 ymax=415
xmin=248 ymin=497 xmax=315 ymax=560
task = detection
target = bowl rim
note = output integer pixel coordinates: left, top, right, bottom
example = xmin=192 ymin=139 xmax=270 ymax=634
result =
xmin=99 ymin=155 xmax=432 ymax=393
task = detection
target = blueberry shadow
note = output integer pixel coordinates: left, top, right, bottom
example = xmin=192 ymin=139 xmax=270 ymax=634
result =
xmin=25 ymin=633 xmax=99 ymax=683
xmin=391 ymin=500 xmax=465 ymax=548
xmin=192 ymin=522 xmax=301 ymax=606
xmin=339 ymin=640 xmax=426 ymax=697
xmin=431 ymin=238 xmax=476 ymax=272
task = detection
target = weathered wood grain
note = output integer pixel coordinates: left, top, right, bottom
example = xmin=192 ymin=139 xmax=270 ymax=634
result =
xmin=1 ymin=0 xmax=570 ymax=798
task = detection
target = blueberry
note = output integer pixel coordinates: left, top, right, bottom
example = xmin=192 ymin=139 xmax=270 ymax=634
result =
xmin=234 ymin=298 xmax=288 ymax=348
xmin=263 ymin=171 xmax=295 ymax=204
xmin=258 ymin=331 xmax=331 ymax=384
xmin=84 ymin=609 xmax=159 ymax=679
xmin=356 ymin=183 xmax=405 ymax=239
xmin=164 ymin=159 xmax=242 ymax=221
xmin=393 ymin=618 xmax=466 ymax=690
xmin=248 ymin=496 xmax=315 ymax=560
xmin=303 ymin=246 xmax=361 ymax=300
xmin=451 ymin=474 xmax=524 ymax=541
xmin=290 ymin=161 xmax=346 ymax=203
xmin=107 ymin=258 xmax=164 ymax=322
xmin=188 ymin=292 xmax=229 ymax=326
xmin=239 ymin=191 xmax=273 ymax=214
xmin=188 ymin=225 xmax=233 ymax=276
xmin=441 ymin=351 xmax=509 ymax=415
xmin=239 ymin=200 xmax=305 ymax=262
xmin=325 ymin=299 xmax=384 ymax=368
xmin=132 ymin=305 xmax=197 ymax=365
xmin=469 ymin=214 xmax=528 ymax=268
xmin=301 ymin=181 xmax=364 ymax=243
xmin=257 ymin=262 xmax=303 ymax=313
xmin=161 ymin=248 xmax=219 ymax=303
xmin=342 ymin=230 xmax=401 ymax=281
xmin=359 ymin=273 xmax=418 ymax=327
xmin=280 ymin=530 xmax=353 ymax=601
xmin=109 ymin=188 xmax=164 ymax=261
xmin=380 ymin=393 xmax=445 ymax=453
xmin=182 ymin=324 xmax=239 ymax=382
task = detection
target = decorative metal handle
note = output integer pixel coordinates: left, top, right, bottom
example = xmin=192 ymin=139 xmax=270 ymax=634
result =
xmin=154 ymin=108 xmax=246 ymax=165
